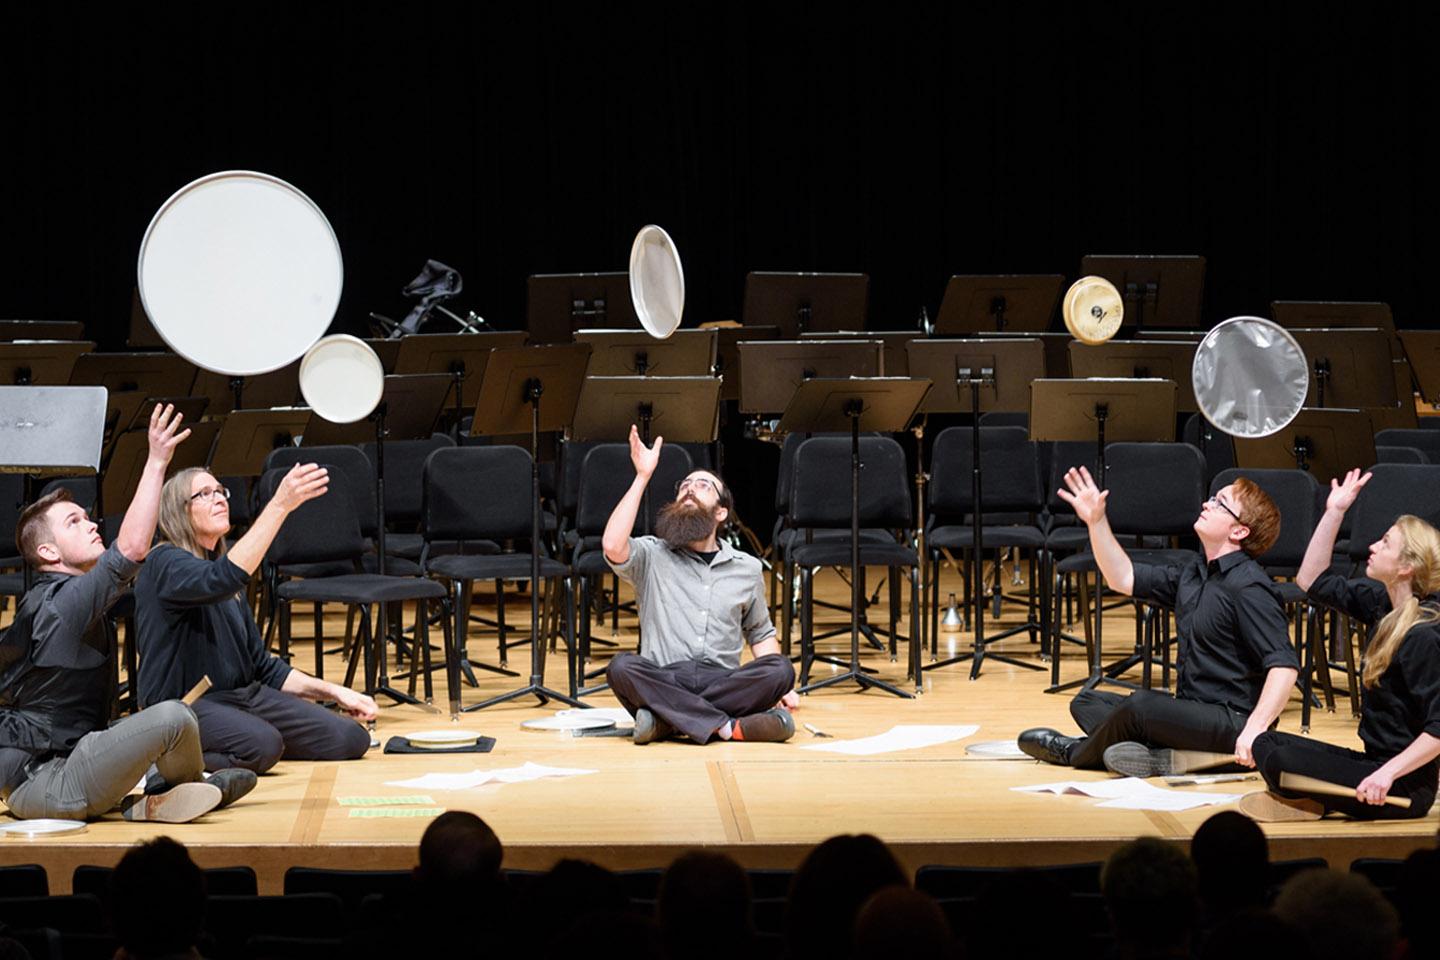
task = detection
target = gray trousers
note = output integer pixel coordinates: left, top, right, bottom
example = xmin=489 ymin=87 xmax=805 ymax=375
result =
xmin=5 ymin=700 xmax=205 ymax=820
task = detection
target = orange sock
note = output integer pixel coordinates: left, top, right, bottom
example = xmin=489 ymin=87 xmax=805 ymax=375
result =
xmin=728 ymin=720 xmax=743 ymax=741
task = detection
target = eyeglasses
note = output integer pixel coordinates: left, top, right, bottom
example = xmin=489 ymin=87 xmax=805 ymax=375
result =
xmin=1205 ymin=496 xmax=1242 ymax=524
xmin=675 ymin=477 xmax=719 ymax=497
xmin=189 ymin=486 xmax=232 ymax=504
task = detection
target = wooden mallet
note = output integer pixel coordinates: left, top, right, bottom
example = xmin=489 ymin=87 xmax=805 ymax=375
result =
xmin=1280 ymin=771 xmax=1412 ymax=809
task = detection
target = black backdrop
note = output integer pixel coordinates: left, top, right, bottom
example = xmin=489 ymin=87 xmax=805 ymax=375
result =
xmin=3 ymin=2 xmax=1438 ymax=349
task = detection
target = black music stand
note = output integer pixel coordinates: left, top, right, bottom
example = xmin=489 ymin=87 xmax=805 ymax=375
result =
xmin=191 ymin=362 xmax=301 ymax=416
xmin=1 ymin=341 xmax=95 ymax=385
xmin=1031 ymin=379 xmax=1177 ymax=693
xmin=1273 ymin=301 xmax=1403 ymax=361
xmin=735 ymin=340 xmax=884 ymax=415
xmin=575 ymin=329 xmax=717 ymax=377
xmin=1287 ymin=329 xmax=1397 ymax=409
xmin=1400 ymin=331 xmax=1440 ymax=406
xmin=742 ymin=272 xmax=868 ymax=338
xmin=526 ymin=272 xmax=637 ymax=345
xmin=800 ymin=331 xmax=918 ymax=376
xmin=394 ymin=331 xmax=528 ymax=436
xmin=0 ymin=385 xmax=107 ymax=590
xmin=1232 ymin=409 xmax=1377 ymax=485
xmin=207 ymin=410 xmax=313 ymax=478
xmin=365 ymin=338 xmax=402 ymax=374
xmin=1068 ymin=340 xmax=1200 ymax=413
xmin=466 ymin=344 xmax=592 ymax=711
xmin=776 ymin=377 xmax=930 ymax=696
xmin=712 ymin=325 xmax=779 ymax=402
xmin=303 ymin=375 xmax=453 ymax=707
xmin=1080 ymin=255 xmax=1207 ymax=332
xmin=908 ymin=338 xmax=1047 ymax=677
xmin=934 ymin=275 xmax=1064 ymax=334
xmin=0 ymin=320 xmax=85 ymax=340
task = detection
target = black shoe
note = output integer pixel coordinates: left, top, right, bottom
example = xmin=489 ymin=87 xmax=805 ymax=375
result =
xmin=632 ymin=708 xmax=674 ymax=745
xmin=733 ymin=708 xmax=795 ymax=743
xmin=1102 ymin=742 xmax=1234 ymax=778
xmin=1018 ymin=727 xmax=1080 ymax=766
xmin=207 ymin=768 xmax=259 ymax=809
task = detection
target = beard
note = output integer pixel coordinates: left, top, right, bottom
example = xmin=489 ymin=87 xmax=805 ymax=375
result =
xmin=654 ymin=497 xmax=720 ymax=549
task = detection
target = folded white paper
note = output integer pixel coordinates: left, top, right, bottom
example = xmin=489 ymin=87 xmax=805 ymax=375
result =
xmin=800 ymin=724 xmax=979 ymax=756
xmin=1014 ymin=776 xmax=1240 ymax=811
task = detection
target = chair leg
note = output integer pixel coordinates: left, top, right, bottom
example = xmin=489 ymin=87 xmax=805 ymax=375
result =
xmin=909 ymin=564 xmax=921 ymax=690
xmin=799 ymin=566 xmax=814 ymax=688
xmin=497 ymin=580 xmax=509 ymax=668
xmin=279 ymin=600 xmax=292 ymax=664
xmin=888 ymin=565 xmax=900 ymax=662
xmin=1341 ymin=615 xmax=1360 ymax=717
xmin=342 ymin=604 xmax=363 ymax=690
xmin=419 ymin=598 xmax=434 ymax=704
xmin=313 ymin=602 xmax=325 ymax=681
xmin=1311 ymin=604 xmax=1335 ymax=712
xmin=781 ymin=558 xmax=794 ymax=657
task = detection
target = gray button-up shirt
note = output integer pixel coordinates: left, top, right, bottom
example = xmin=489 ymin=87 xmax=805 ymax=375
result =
xmin=608 ymin=536 xmax=776 ymax=670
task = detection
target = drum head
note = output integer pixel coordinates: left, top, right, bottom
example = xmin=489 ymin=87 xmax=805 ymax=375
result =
xmin=1063 ymin=275 xmax=1124 ymax=345
xmin=299 ymin=335 xmax=384 ymax=423
xmin=1192 ymin=316 xmax=1309 ymax=438
xmin=629 ymin=224 xmax=684 ymax=339
xmin=137 ymin=171 xmax=343 ymax=376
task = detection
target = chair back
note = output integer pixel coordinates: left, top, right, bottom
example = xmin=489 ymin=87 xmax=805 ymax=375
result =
xmin=1375 ymin=428 xmax=1440 ymax=462
xmin=266 ymin=445 xmax=377 ymax=536
xmin=257 ymin=467 xmax=366 ymax=565
xmin=929 ymin=426 xmax=1042 ymax=518
xmin=361 ymin=435 xmax=455 ymax=525
xmin=423 ymin=446 xmax=535 ymax=543
xmin=574 ymin=443 xmax=695 ymax=538
xmin=1210 ymin=467 xmax=1320 ymax=569
xmin=790 ymin=436 xmax=911 ymax=530
xmin=1104 ymin=442 xmax=1205 ymax=537
xmin=1045 ymin=440 xmax=1103 ymax=516
xmin=1375 ymin=445 xmax=1429 ymax=464
xmin=1347 ymin=463 xmax=1440 ymax=561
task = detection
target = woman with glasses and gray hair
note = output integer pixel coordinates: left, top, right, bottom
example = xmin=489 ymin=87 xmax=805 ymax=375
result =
xmin=133 ymin=464 xmax=377 ymax=773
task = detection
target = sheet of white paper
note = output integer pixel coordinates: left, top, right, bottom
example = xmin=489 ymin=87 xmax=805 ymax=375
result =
xmin=1096 ymin=792 xmax=1240 ymax=811
xmin=1015 ymin=777 xmax=1241 ymax=811
xmin=385 ymin=762 xmax=597 ymax=791
xmin=800 ymin=724 xmax=980 ymax=756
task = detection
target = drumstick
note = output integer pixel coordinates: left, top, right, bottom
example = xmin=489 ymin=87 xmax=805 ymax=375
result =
xmin=1171 ymin=750 xmax=1237 ymax=771
xmin=181 ymin=675 xmax=212 ymax=706
xmin=1279 ymin=771 xmax=1413 ymax=809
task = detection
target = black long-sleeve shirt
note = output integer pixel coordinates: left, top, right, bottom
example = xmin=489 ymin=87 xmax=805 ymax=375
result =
xmin=1307 ymin=570 xmax=1440 ymax=764
xmin=1131 ymin=549 xmax=1299 ymax=715
xmin=0 ymin=543 xmax=139 ymax=795
xmin=134 ymin=543 xmax=291 ymax=707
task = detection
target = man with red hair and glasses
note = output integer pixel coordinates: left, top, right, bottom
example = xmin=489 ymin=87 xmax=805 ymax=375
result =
xmin=1019 ymin=468 xmax=1298 ymax=777
xmin=603 ymin=426 xmax=798 ymax=745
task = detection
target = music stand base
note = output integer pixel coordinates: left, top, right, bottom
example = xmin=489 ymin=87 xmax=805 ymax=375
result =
xmin=799 ymin=669 xmax=915 ymax=699
xmin=463 ymin=683 xmax=588 ymax=712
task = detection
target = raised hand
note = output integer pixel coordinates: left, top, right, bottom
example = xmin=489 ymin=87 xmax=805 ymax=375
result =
xmin=272 ymin=463 xmax=330 ymax=513
xmin=1056 ymin=465 xmax=1110 ymax=526
xmin=1326 ymin=468 xmax=1372 ymax=515
xmin=629 ymin=424 xmax=663 ymax=479
xmin=146 ymin=402 xmax=192 ymax=466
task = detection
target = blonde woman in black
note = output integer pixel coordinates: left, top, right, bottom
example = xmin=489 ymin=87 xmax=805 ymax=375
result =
xmin=1242 ymin=469 xmax=1440 ymax=820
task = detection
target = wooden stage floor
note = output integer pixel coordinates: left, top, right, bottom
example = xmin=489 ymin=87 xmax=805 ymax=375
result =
xmin=3 ymin=566 xmax=1437 ymax=893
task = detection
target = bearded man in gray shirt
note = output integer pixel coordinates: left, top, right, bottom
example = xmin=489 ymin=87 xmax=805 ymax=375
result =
xmin=603 ymin=426 xmax=797 ymax=744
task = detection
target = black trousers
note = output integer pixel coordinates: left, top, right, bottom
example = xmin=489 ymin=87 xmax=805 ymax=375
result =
xmin=192 ymin=682 xmax=371 ymax=773
xmin=1252 ymin=731 xmax=1436 ymax=820
xmin=1066 ymin=688 xmax=1246 ymax=770
xmin=606 ymin=652 xmax=796 ymax=743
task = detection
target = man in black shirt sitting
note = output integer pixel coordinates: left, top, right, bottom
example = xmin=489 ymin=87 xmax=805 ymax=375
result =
xmin=1018 ymin=467 xmax=1299 ymax=776
xmin=134 ymin=464 xmax=374 ymax=773
xmin=0 ymin=405 xmax=255 ymax=822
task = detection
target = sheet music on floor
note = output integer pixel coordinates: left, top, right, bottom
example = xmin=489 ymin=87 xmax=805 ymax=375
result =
xmin=799 ymin=725 xmax=979 ymax=756
xmin=1014 ymin=777 xmax=1241 ymax=811
xmin=385 ymin=762 xmax=598 ymax=791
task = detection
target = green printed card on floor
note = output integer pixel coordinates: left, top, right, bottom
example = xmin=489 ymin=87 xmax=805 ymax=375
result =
xmin=348 ymin=807 xmax=445 ymax=819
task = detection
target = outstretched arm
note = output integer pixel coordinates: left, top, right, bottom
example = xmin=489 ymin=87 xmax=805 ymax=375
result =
xmin=225 ymin=463 xmax=330 ymax=575
xmin=602 ymin=425 xmax=662 ymax=566
xmin=116 ymin=404 xmax=191 ymax=563
xmin=1056 ymin=466 xmax=1134 ymax=595
xmin=1296 ymin=468 xmax=1370 ymax=591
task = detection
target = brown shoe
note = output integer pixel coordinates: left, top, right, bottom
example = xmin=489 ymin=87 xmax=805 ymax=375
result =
xmin=121 ymin=782 xmax=223 ymax=823
xmin=732 ymin=708 xmax=795 ymax=743
xmin=1238 ymin=790 xmax=1324 ymax=822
